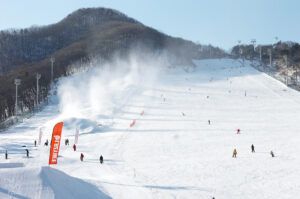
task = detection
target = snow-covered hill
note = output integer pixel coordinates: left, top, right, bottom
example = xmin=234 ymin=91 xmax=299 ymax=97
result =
xmin=1 ymin=58 xmax=300 ymax=199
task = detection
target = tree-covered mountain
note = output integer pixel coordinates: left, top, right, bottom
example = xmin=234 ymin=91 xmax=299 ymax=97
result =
xmin=0 ymin=7 xmax=225 ymax=124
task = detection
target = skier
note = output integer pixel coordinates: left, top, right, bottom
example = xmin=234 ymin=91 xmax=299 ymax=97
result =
xmin=73 ymin=144 xmax=77 ymax=151
xmin=25 ymin=149 xmax=29 ymax=158
xmin=80 ymin=153 xmax=84 ymax=161
xmin=208 ymin=120 xmax=211 ymax=125
xmin=237 ymin=129 xmax=241 ymax=134
xmin=34 ymin=140 xmax=37 ymax=147
xmin=251 ymin=144 xmax=255 ymax=153
xmin=232 ymin=148 xmax=237 ymax=158
xmin=270 ymin=151 xmax=275 ymax=157
xmin=99 ymin=155 xmax=103 ymax=164
xmin=44 ymin=139 xmax=49 ymax=146
xmin=65 ymin=139 xmax=69 ymax=146
xmin=5 ymin=150 xmax=8 ymax=160
xmin=182 ymin=112 xmax=185 ymax=116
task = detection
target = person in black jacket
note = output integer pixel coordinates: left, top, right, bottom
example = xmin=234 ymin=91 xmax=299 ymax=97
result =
xmin=270 ymin=151 xmax=275 ymax=157
xmin=25 ymin=149 xmax=29 ymax=158
xmin=251 ymin=144 xmax=255 ymax=153
xmin=100 ymin=155 xmax=104 ymax=164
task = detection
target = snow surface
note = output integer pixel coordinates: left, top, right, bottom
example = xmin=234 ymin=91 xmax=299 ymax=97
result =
xmin=1 ymin=58 xmax=300 ymax=199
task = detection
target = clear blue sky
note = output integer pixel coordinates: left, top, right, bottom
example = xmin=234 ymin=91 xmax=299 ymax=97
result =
xmin=0 ymin=0 xmax=299 ymax=50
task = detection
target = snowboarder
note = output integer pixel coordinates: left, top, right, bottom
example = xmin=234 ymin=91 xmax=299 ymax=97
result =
xmin=232 ymin=148 xmax=237 ymax=158
xmin=251 ymin=144 xmax=255 ymax=153
xmin=99 ymin=155 xmax=103 ymax=164
xmin=270 ymin=151 xmax=275 ymax=157
xmin=80 ymin=153 xmax=84 ymax=161
xmin=25 ymin=149 xmax=29 ymax=158
xmin=73 ymin=144 xmax=77 ymax=151
xmin=208 ymin=120 xmax=211 ymax=125
xmin=44 ymin=139 xmax=48 ymax=146
xmin=5 ymin=150 xmax=8 ymax=159
xmin=34 ymin=140 xmax=37 ymax=147
xmin=237 ymin=129 xmax=241 ymax=134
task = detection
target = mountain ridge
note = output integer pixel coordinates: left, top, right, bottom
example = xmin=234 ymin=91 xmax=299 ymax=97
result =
xmin=0 ymin=7 xmax=225 ymax=124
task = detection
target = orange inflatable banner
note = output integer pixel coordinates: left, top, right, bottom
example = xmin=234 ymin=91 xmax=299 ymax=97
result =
xmin=49 ymin=122 xmax=64 ymax=165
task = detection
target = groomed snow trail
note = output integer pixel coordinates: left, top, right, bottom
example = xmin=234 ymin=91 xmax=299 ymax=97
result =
xmin=1 ymin=59 xmax=300 ymax=199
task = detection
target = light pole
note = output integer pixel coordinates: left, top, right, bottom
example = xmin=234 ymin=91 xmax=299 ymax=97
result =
xmin=251 ymin=39 xmax=256 ymax=60
xmin=239 ymin=48 xmax=244 ymax=66
xmin=295 ymin=67 xmax=298 ymax=85
xmin=268 ymin=48 xmax=272 ymax=67
xmin=251 ymin=39 xmax=256 ymax=50
xmin=259 ymin=46 xmax=262 ymax=62
xmin=14 ymin=78 xmax=21 ymax=116
xmin=36 ymin=73 xmax=41 ymax=108
xmin=284 ymin=55 xmax=288 ymax=68
xmin=238 ymin=40 xmax=241 ymax=58
xmin=274 ymin=36 xmax=278 ymax=44
xmin=50 ymin=57 xmax=55 ymax=83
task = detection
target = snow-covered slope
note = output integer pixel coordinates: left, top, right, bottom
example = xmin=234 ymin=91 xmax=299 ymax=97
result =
xmin=1 ymin=58 xmax=300 ymax=199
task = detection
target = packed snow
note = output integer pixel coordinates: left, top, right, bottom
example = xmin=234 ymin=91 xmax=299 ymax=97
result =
xmin=1 ymin=58 xmax=300 ymax=199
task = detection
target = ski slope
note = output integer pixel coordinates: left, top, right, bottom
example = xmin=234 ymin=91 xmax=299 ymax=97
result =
xmin=1 ymin=58 xmax=300 ymax=199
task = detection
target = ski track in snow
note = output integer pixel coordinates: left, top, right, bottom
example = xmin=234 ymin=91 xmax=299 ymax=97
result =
xmin=1 ymin=58 xmax=300 ymax=199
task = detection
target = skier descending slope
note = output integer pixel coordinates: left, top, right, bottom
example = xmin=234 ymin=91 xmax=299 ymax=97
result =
xmin=25 ymin=149 xmax=29 ymax=158
xmin=251 ymin=144 xmax=255 ymax=153
xmin=232 ymin=148 xmax=237 ymax=158
xmin=80 ymin=153 xmax=84 ymax=161
xmin=73 ymin=144 xmax=77 ymax=151
xmin=270 ymin=151 xmax=275 ymax=157
xmin=100 ymin=155 xmax=104 ymax=164
xmin=65 ymin=139 xmax=69 ymax=146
